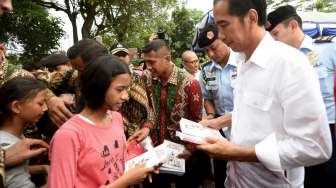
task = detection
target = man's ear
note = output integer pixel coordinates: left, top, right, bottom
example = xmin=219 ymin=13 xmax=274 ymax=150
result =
xmin=165 ymin=54 xmax=171 ymax=62
xmin=289 ymin=19 xmax=299 ymax=30
xmin=246 ymin=9 xmax=258 ymax=25
xmin=10 ymin=101 xmax=21 ymax=114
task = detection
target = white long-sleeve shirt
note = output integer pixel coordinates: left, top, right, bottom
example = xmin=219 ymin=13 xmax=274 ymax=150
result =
xmin=226 ymin=33 xmax=332 ymax=188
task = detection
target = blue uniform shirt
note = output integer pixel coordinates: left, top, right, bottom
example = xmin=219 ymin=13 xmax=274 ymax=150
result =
xmin=300 ymin=35 xmax=335 ymax=124
xmin=199 ymin=50 xmax=240 ymax=116
xmin=313 ymin=40 xmax=336 ymax=124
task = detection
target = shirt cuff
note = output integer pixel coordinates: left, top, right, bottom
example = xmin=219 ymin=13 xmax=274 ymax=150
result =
xmin=255 ymin=133 xmax=282 ymax=171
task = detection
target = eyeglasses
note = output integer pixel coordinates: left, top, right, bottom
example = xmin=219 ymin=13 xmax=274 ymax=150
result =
xmin=183 ymin=60 xmax=199 ymax=64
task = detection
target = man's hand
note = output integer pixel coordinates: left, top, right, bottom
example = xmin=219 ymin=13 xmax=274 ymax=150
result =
xmin=196 ymin=137 xmax=258 ymax=162
xmin=47 ymin=96 xmax=74 ymax=127
xmin=127 ymin=127 xmax=150 ymax=143
xmin=5 ymin=138 xmax=49 ymax=168
xmin=199 ymin=118 xmax=221 ymax=130
xmin=199 ymin=113 xmax=232 ymax=130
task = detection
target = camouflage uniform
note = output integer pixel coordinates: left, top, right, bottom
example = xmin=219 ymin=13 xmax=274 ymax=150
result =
xmin=0 ymin=60 xmax=32 ymax=86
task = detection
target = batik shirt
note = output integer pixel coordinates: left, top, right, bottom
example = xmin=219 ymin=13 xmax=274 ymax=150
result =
xmin=142 ymin=64 xmax=203 ymax=146
xmin=121 ymin=69 xmax=155 ymax=138
xmin=0 ymin=60 xmax=32 ymax=86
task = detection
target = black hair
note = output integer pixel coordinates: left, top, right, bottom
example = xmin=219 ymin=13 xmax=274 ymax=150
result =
xmin=0 ymin=77 xmax=47 ymax=125
xmin=284 ymin=16 xmax=303 ymax=29
xmin=214 ymin=0 xmax=267 ymax=26
xmin=22 ymin=62 xmax=39 ymax=71
xmin=80 ymin=54 xmax=131 ymax=110
xmin=142 ymin=39 xmax=170 ymax=54
xmin=67 ymin=39 xmax=108 ymax=65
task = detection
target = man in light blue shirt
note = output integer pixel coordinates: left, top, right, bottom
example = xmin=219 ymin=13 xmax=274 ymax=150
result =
xmin=197 ymin=23 xmax=241 ymax=188
xmin=267 ymin=5 xmax=335 ymax=188
xmin=313 ymin=41 xmax=336 ymax=125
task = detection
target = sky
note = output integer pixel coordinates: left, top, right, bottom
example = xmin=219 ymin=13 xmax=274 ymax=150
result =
xmin=186 ymin=0 xmax=213 ymax=13
xmin=53 ymin=0 xmax=214 ymax=51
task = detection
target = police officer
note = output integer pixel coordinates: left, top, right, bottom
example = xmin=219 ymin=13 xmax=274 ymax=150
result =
xmin=267 ymin=5 xmax=336 ymax=188
xmin=198 ymin=23 xmax=241 ymax=188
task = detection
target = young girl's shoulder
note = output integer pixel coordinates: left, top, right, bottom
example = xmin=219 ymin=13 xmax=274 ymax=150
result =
xmin=108 ymin=111 xmax=123 ymax=128
xmin=0 ymin=131 xmax=19 ymax=149
xmin=52 ymin=116 xmax=86 ymax=140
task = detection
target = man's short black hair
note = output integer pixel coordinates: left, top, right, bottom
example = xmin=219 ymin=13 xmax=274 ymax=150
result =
xmin=67 ymin=39 xmax=108 ymax=65
xmin=214 ymin=0 xmax=267 ymax=26
xmin=67 ymin=39 xmax=95 ymax=59
xmin=267 ymin=5 xmax=302 ymax=31
xmin=142 ymin=39 xmax=170 ymax=54
xmin=80 ymin=54 xmax=130 ymax=110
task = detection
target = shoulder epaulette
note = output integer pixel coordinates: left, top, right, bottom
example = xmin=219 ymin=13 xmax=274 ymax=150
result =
xmin=200 ymin=60 xmax=212 ymax=70
xmin=201 ymin=60 xmax=213 ymax=84
xmin=314 ymin=35 xmax=336 ymax=43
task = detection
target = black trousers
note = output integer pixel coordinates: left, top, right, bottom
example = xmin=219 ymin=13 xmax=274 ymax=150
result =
xmin=213 ymin=159 xmax=227 ymax=188
xmin=304 ymin=124 xmax=336 ymax=188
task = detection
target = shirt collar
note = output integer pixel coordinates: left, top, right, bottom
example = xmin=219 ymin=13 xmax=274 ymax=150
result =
xmin=299 ymin=35 xmax=314 ymax=52
xmin=248 ymin=32 xmax=274 ymax=69
xmin=227 ymin=49 xmax=239 ymax=67
xmin=152 ymin=63 xmax=179 ymax=85
xmin=211 ymin=49 xmax=238 ymax=71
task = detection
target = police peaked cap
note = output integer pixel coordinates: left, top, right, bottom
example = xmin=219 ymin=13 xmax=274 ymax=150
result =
xmin=266 ymin=5 xmax=299 ymax=32
xmin=198 ymin=24 xmax=219 ymax=48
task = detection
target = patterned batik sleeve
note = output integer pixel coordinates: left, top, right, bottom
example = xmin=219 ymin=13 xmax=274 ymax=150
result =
xmin=187 ymin=79 xmax=203 ymax=122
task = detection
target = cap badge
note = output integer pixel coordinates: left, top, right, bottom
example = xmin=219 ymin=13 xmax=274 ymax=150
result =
xmin=207 ymin=31 xmax=215 ymax=40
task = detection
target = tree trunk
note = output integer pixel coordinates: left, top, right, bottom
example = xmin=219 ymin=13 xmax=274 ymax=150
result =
xmin=81 ymin=4 xmax=96 ymax=39
xmin=69 ymin=15 xmax=78 ymax=43
xmin=81 ymin=16 xmax=94 ymax=39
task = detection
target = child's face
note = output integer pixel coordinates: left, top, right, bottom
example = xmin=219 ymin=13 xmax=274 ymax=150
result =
xmin=17 ymin=89 xmax=48 ymax=123
xmin=105 ymin=73 xmax=131 ymax=111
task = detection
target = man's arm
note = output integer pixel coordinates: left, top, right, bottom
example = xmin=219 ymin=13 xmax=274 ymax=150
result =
xmin=199 ymin=112 xmax=232 ymax=130
xmin=254 ymin=57 xmax=332 ymax=172
xmin=197 ymin=137 xmax=258 ymax=162
xmin=46 ymin=89 xmax=74 ymax=127
xmin=204 ymin=99 xmax=216 ymax=119
xmin=187 ymin=79 xmax=203 ymax=122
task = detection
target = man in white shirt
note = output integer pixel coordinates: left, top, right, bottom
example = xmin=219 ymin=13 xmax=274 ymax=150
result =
xmin=266 ymin=5 xmax=336 ymax=188
xmin=196 ymin=0 xmax=332 ymax=187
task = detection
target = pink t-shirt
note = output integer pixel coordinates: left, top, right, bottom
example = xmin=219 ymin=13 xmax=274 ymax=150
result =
xmin=47 ymin=112 xmax=126 ymax=188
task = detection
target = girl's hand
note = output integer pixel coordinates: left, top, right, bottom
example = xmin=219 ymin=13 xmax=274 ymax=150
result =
xmin=106 ymin=165 xmax=159 ymax=188
xmin=123 ymin=164 xmax=158 ymax=185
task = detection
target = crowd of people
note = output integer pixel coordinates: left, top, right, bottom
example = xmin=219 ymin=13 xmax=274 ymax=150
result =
xmin=0 ymin=0 xmax=335 ymax=188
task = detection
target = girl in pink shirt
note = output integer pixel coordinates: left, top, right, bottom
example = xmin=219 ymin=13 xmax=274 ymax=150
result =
xmin=48 ymin=55 xmax=155 ymax=188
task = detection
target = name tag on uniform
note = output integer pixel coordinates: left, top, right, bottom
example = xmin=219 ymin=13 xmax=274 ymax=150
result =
xmin=230 ymin=68 xmax=238 ymax=88
xmin=206 ymin=77 xmax=216 ymax=81
xmin=206 ymin=77 xmax=218 ymax=90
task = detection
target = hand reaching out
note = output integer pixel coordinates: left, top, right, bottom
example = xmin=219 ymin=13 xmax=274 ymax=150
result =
xmin=5 ymin=138 xmax=49 ymax=167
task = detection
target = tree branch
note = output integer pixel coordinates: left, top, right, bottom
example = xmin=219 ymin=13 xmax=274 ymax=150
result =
xmin=32 ymin=0 xmax=67 ymax=12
